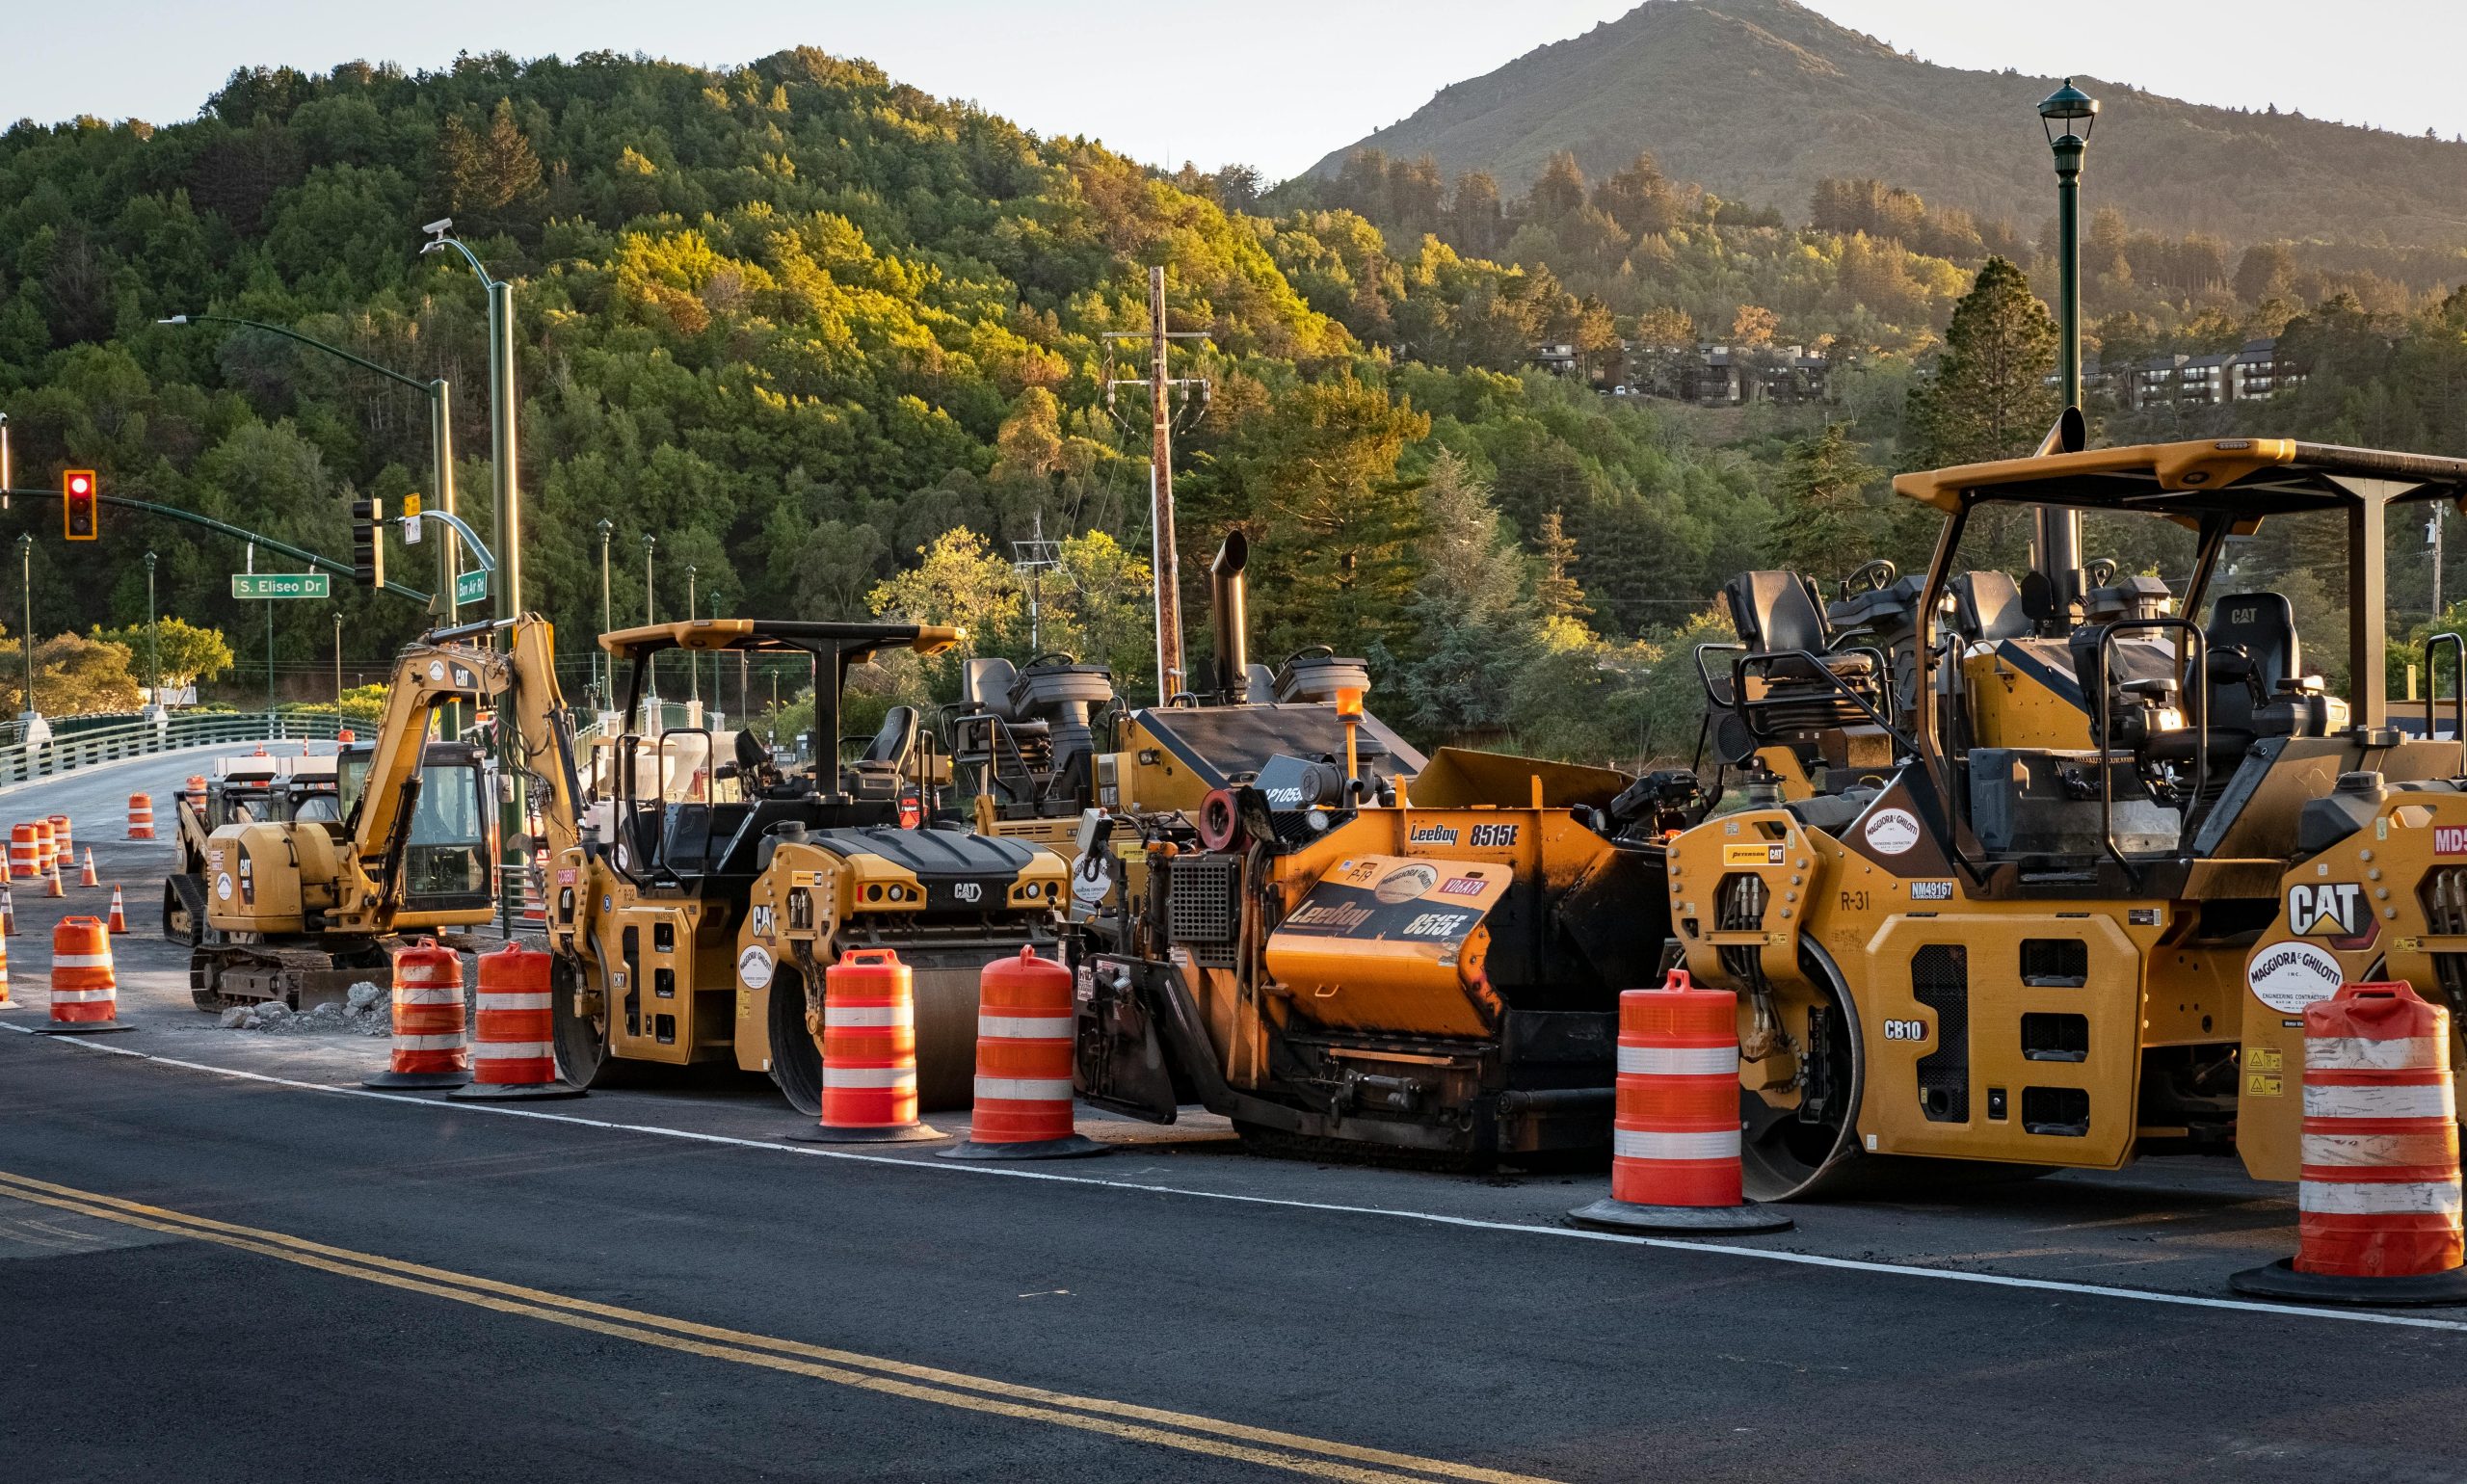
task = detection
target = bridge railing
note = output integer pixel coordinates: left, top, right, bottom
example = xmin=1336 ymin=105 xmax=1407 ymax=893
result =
xmin=0 ymin=711 xmax=351 ymax=791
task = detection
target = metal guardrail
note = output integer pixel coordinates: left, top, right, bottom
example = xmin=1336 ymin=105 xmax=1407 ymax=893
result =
xmin=0 ymin=710 xmax=351 ymax=790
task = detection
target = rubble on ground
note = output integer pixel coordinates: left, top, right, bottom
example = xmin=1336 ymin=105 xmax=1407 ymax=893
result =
xmin=220 ymin=982 xmax=392 ymax=1037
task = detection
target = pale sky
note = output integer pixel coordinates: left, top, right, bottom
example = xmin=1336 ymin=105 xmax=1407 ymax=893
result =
xmin=8 ymin=1 xmax=2464 ymax=179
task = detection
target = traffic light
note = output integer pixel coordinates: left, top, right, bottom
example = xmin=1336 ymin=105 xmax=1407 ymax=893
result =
xmin=350 ymin=497 xmax=385 ymax=587
xmin=62 ymin=470 xmax=97 ymax=541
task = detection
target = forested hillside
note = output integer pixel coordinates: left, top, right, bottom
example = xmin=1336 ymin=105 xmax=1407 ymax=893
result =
xmin=1308 ymin=0 xmax=2467 ymax=250
xmin=0 ymin=48 xmax=1770 ymax=757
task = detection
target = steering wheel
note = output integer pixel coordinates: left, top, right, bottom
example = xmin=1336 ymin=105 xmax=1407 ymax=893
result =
xmin=1023 ymin=651 xmax=1079 ymax=669
xmin=1281 ymin=645 xmax=1337 ymax=666
xmin=1839 ymin=559 xmax=1897 ymax=598
xmin=2084 ymin=558 xmax=2119 ymax=589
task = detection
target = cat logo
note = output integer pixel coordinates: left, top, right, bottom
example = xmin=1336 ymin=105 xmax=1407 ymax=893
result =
xmin=2287 ymin=881 xmax=2365 ymax=938
xmin=952 ymin=881 xmax=983 ymax=904
xmin=748 ymin=903 xmax=777 ymax=941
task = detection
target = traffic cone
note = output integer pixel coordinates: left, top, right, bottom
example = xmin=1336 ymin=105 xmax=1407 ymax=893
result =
xmin=0 ymin=935 xmax=13 ymax=1009
xmin=3 ymin=886 xmax=17 ymax=937
xmin=45 ymin=861 xmax=64 ymax=899
xmin=1568 ymin=970 xmax=1793 ymax=1235
xmin=2233 ymin=980 xmax=2467 ymax=1305
xmin=106 ymin=886 xmax=127 ymax=935
xmin=78 ymin=848 xmax=98 ymax=888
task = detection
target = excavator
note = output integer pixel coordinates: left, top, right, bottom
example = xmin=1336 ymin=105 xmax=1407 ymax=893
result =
xmin=1664 ymin=435 xmax=2467 ymax=1200
xmin=193 ymin=616 xmax=580 ymax=1010
xmin=547 ymin=620 xmax=1068 ymax=1112
xmin=954 ymin=532 xmax=1702 ymax=1162
xmin=166 ymin=752 xmax=340 ymax=948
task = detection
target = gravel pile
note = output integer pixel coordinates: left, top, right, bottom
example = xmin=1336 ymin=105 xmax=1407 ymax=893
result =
xmin=217 ymin=981 xmax=393 ymax=1037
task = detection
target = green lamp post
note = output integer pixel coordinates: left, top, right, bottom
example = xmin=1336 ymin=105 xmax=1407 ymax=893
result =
xmin=2036 ymin=77 xmax=2100 ymax=612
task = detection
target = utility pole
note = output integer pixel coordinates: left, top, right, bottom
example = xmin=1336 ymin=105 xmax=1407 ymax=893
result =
xmin=1013 ymin=513 xmax=1061 ymax=652
xmin=0 ymin=412 xmax=11 ymax=512
xmin=1103 ymin=266 xmax=1210 ymax=702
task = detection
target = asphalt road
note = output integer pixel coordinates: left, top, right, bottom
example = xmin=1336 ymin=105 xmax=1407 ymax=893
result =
xmin=6 ymin=750 xmax=2467 ymax=1481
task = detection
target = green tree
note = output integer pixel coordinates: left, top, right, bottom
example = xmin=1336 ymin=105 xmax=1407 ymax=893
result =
xmin=1533 ymin=510 xmax=1591 ymax=623
xmin=1905 ymin=255 xmax=2059 ymax=470
xmin=91 ymin=617 xmax=235 ymax=692
xmin=1400 ymin=452 xmax=1536 ymax=735
xmin=1528 ymin=152 xmax=1587 ymax=224
xmin=1767 ymin=424 xmax=1881 ymax=579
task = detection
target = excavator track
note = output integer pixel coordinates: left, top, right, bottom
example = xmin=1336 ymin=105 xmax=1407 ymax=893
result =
xmin=189 ymin=941 xmax=398 ymax=1014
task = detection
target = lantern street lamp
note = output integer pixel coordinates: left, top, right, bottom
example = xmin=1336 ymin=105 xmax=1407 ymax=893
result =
xmin=2035 ymin=77 xmax=2100 ymax=615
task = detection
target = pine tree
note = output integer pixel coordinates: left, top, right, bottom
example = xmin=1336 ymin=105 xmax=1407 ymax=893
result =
xmin=1402 ymin=452 xmax=1537 ymax=734
xmin=1768 ymin=424 xmax=1881 ymax=579
xmin=1906 ymin=255 xmax=2059 ymax=468
xmin=1534 ymin=510 xmax=1591 ymax=623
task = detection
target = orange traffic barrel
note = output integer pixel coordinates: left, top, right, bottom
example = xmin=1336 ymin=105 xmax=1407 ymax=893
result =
xmin=184 ymin=775 xmax=208 ymax=808
xmin=32 ymin=915 xmax=131 ymax=1037
xmin=518 ymin=849 xmax=548 ymax=929
xmin=6 ymin=823 xmax=32 ymax=883
xmin=48 ymin=814 xmax=71 ymax=863
xmin=793 ymin=948 xmax=942 ymax=1143
xmin=362 ymin=940 xmax=469 ymax=1090
xmin=2234 ymin=980 xmax=2467 ymax=1304
xmin=450 ymin=943 xmax=583 ymax=1101
xmin=126 ymin=793 xmax=154 ymax=839
xmin=32 ymin=818 xmax=54 ymax=874
xmin=1569 ymin=968 xmax=1791 ymax=1234
xmin=940 ymin=947 xmax=1102 ymax=1160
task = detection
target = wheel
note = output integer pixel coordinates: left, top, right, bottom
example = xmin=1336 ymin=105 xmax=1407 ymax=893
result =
xmin=1739 ymin=945 xmax=1867 ymax=1202
xmin=767 ymin=967 xmax=821 ymax=1116
xmin=550 ymin=955 xmax=641 ymax=1090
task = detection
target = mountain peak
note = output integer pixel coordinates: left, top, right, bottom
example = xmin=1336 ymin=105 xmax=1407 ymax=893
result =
xmin=1308 ymin=1 xmax=2467 ymax=248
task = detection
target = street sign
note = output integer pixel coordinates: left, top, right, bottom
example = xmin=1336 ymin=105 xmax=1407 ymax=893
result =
xmin=455 ymin=569 xmax=489 ymax=606
xmin=231 ymin=572 xmax=331 ymax=599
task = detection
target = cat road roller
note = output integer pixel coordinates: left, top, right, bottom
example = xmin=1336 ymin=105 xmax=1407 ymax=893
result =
xmin=547 ymin=620 xmax=1067 ymax=1112
xmin=1664 ymin=436 xmax=2467 ymax=1201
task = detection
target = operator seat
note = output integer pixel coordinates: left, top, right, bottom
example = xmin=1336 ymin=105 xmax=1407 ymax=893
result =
xmin=2206 ymin=592 xmax=2335 ymax=742
xmin=843 ymin=704 xmax=918 ymax=803
xmin=1948 ymin=571 xmax=2031 ymax=643
xmin=1713 ymin=570 xmax=1881 ymax=747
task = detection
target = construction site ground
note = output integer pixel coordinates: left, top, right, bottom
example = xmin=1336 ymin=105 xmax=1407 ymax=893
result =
xmin=6 ymin=748 xmax=2465 ymax=1481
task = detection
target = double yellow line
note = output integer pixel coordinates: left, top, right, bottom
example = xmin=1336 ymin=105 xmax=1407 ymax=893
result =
xmin=0 ymin=1169 xmax=1560 ymax=1484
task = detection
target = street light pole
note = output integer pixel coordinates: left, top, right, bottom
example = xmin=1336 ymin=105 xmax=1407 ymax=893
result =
xmin=15 ymin=534 xmax=33 ymax=721
xmin=145 ymin=551 xmax=158 ymax=708
xmin=0 ymin=411 xmax=11 ymax=512
xmin=419 ymin=220 xmax=524 ymax=936
xmin=597 ymin=518 xmax=613 ymax=714
xmin=642 ymin=533 xmax=657 ymax=730
xmin=332 ymin=611 xmax=343 ymax=702
xmin=686 ymin=565 xmax=699 ymax=710
xmin=2035 ymin=79 xmax=2099 ymax=620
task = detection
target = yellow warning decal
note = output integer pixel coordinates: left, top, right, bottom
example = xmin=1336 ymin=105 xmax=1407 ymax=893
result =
xmin=2245 ymin=1072 xmax=2285 ymax=1098
xmin=2248 ymin=1047 xmax=2283 ymax=1073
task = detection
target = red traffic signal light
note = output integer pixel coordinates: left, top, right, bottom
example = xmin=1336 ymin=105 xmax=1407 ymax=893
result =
xmin=63 ymin=470 xmax=97 ymax=541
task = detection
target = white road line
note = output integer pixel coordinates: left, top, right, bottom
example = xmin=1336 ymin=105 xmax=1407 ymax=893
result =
xmin=5 ymin=1020 xmax=2455 ymax=1336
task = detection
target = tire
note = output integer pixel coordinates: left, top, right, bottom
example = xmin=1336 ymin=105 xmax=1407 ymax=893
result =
xmin=550 ymin=955 xmax=641 ymax=1090
xmin=767 ymin=967 xmax=822 ymax=1116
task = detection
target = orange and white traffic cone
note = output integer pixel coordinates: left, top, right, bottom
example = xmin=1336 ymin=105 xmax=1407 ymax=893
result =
xmin=362 ymin=939 xmax=469 ymax=1089
xmin=449 ymin=942 xmax=583 ymax=1101
xmin=2 ymin=886 xmax=16 ymax=937
xmin=78 ymin=848 xmax=98 ymax=889
xmin=940 ymin=947 xmax=1103 ymax=1161
xmin=2234 ymin=980 xmax=2467 ymax=1304
xmin=32 ymin=915 xmax=131 ymax=1036
xmin=44 ymin=860 xmax=65 ymax=900
xmin=1568 ymin=969 xmax=1792 ymax=1234
xmin=0 ymin=935 xmax=13 ymax=1009
xmin=106 ymin=886 xmax=127 ymax=935
xmin=793 ymin=947 xmax=942 ymax=1143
